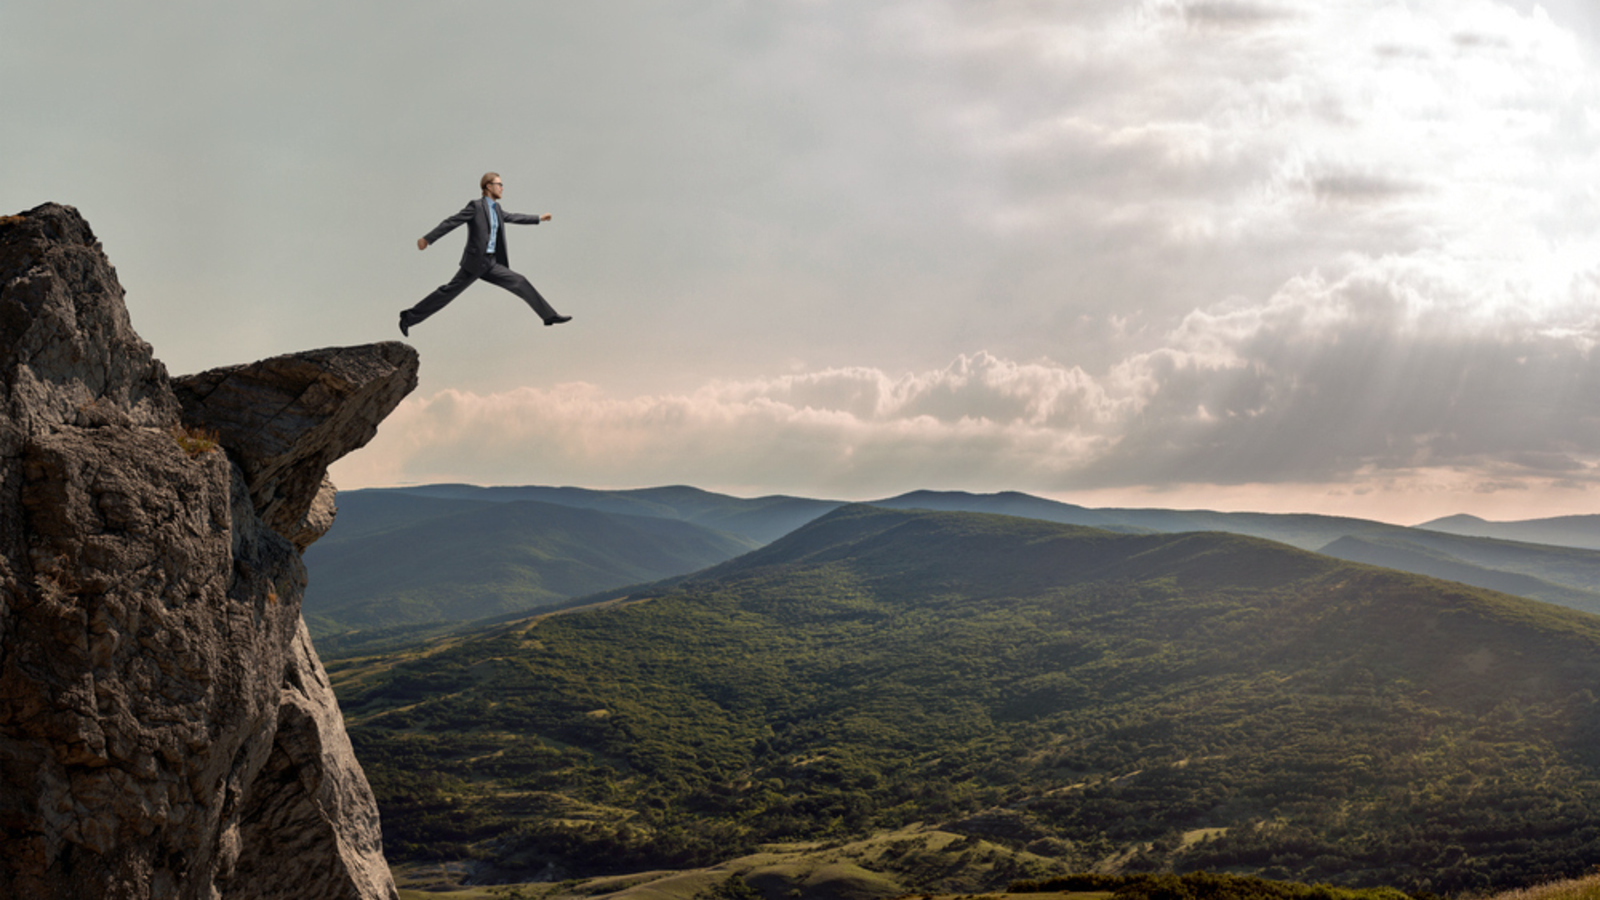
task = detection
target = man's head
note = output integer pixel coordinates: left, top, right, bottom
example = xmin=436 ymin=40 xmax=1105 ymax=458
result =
xmin=481 ymin=172 xmax=504 ymax=200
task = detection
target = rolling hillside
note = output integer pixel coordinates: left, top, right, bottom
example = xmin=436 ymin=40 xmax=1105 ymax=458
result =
xmin=301 ymin=494 xmax=758 ymax=636
xmin=306 ymin=485 xmax=1600 ymax=638
xmin=332 ymin=506 xmax=1600 ymax=894
xmin=871 ymin=491 xmax=1600 ymax=614
xmin=1336 ymin=527 xmax=1600 ymax=597
xmin=867 ymin=490 xmax=1395 ymax=549
xmin=1320 ymin=534 xmax=1600 ymax=615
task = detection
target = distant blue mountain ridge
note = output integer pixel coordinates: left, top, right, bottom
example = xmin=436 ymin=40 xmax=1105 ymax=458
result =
xmin=305 ymin=484 xmax=1600 ymax=641
xmin=1414 ymin=512 xmax=1600 ymax=550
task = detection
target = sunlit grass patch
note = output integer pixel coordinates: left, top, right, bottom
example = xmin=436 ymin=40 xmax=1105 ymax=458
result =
xmin=1491 ymin=875 xmax=1600 ymax=900
xmin=170 ymin=422 xmax=220 ymax=458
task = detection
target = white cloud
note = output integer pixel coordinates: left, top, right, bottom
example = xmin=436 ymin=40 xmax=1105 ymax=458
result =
xmin=336 ymin=354 xmax=1119 ymax=495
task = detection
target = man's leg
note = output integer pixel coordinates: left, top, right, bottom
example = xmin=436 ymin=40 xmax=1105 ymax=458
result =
xmin=402 ymin=267 xmax=478 ymax=331
xmin=479 ymin=263 xmax=564 ymax=323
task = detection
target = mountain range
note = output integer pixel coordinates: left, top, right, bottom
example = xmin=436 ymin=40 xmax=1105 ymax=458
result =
xmin=306 ymin=484 xmax=1600 ymax=640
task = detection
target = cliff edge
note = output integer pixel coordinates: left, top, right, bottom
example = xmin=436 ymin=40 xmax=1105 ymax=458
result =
xmin=0 ymin=203 xmax=417 ymax=900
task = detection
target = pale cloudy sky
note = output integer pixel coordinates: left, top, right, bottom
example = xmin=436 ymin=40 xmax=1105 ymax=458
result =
xmin=6 ymin=1 xmax=1600 ymax=523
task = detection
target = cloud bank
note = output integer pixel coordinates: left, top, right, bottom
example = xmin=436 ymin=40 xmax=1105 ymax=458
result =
xmin=338 ymin=250 xmax=1600 ymax=515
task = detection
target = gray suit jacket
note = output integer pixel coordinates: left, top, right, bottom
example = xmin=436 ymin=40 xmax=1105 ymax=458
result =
xmin=424 ymin=197 xmax=542 ymax=275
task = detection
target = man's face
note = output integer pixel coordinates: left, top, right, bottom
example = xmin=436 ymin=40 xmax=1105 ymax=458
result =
xmin=485 ymin=178 xmax=504 ymax=200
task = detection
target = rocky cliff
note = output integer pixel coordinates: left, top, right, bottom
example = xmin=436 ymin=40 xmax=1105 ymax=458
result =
xmin=0 ymin=203 xmax=417 ymax=900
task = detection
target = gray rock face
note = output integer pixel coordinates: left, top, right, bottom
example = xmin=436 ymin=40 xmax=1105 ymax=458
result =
xmin=217 ymin=621 xmax=395 ymax=900
xmin=0 ymin=203 xmax=416 ymax=899
xmin=0 ymin=203 xmax=179 ymax=438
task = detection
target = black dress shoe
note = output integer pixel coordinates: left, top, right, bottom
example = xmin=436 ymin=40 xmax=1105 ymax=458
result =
xmin=545 ymin=315 xmax=572 ymax=326
xmin=399 ymin=313 xmax=411 ymax=337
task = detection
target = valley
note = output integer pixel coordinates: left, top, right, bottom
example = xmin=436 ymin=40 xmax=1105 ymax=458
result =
xmin=324 ymin=503 xmax=1600 ymax=896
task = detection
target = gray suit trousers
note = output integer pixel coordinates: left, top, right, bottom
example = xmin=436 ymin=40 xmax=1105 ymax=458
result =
xmin=404 ymin=262 xmax=560 ymax=326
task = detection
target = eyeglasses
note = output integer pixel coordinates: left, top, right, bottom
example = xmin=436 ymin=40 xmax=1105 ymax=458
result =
xmin=489 ymin=182 xmax=503 ymax=187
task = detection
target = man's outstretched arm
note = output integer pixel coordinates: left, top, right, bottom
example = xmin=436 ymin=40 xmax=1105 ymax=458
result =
xmin=502 ymin=212 xmax=553 ymax=225
xmin=418 ymin=201 xmax=479 ymax=249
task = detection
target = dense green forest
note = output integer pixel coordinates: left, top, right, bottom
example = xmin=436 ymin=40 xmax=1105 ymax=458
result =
xmin=333 ymin=506 xmax=1600 ymax=894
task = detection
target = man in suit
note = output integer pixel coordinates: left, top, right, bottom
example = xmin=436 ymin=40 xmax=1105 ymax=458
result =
xmin=400 ymin=172 xmax=572 ymax=336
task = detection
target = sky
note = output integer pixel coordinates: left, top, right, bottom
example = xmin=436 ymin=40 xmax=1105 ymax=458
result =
xmin=6 ymin=1 xmax=1600 ymax=524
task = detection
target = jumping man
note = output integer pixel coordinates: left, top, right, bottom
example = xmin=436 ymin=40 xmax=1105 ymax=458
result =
xmin=400 ymin=172 xmax=572 ymax=336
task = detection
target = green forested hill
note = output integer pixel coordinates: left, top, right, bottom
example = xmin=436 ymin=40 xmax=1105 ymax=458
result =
xmin=301 ymin=495 xmax=758 ymax=636
xmin=872 ymin=491 xmax=1600 ymax=604
xmin=333 ymin=506 xmax=1600 ymax=894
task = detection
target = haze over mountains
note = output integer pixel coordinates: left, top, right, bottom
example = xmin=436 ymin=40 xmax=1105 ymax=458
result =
xmin=307 ymin=484 xmax=1600 ymax=640
xmin=1415 ymin=513 xmax=1600 ymax=550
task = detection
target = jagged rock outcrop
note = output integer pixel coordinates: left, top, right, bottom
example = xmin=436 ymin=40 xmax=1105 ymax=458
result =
xmin=0 ymin=203 xmax=415 ymax=899
xmin=173 ymin=345 xmax=418 ymax=550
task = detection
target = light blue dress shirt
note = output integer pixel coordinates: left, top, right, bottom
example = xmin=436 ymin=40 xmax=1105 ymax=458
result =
xmin=485 ymin=197 xmax=499 ymax=255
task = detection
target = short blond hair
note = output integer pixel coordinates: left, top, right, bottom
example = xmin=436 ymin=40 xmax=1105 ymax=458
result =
xmin=480 ymin=172 xmax=501 ymax=193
